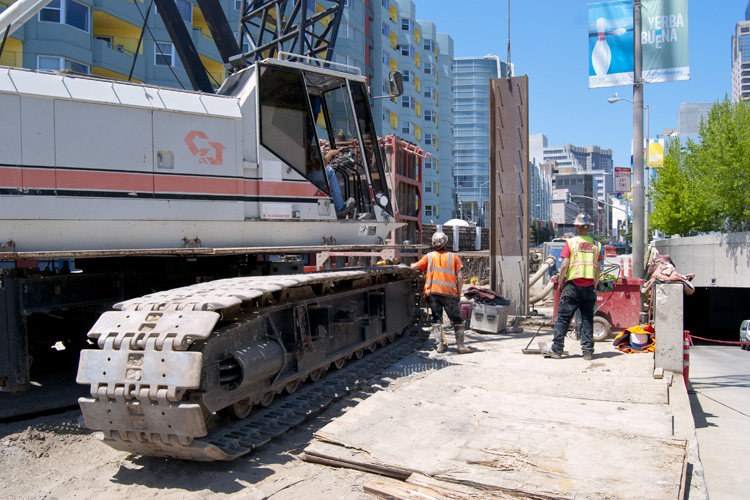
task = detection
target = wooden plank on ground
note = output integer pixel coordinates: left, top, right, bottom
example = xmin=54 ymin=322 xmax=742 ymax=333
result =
xmin=305 ymin=387 xmax=687 ymax=500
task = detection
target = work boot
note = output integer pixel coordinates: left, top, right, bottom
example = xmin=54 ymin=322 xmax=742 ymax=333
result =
xmin=336 ymin=198 xmax=355 ymax=218
xmin=432 ymin=324 xmax=447 ymax=353
xmin=542 ymin=345 xmax=562 ymax=359
xmin=454 ymin=325 xmax=473 ymax=354
xmin=583 ymin=352 xmax=594 ymax=361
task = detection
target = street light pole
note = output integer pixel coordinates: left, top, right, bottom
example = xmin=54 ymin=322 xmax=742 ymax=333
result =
xmin=609 ymin=96 xmax=649 ymax=246
xmin=631 ymin=0 xmax=645 ymax=279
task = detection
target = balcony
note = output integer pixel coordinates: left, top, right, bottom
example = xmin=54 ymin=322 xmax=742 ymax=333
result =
xmin=93 ymin=38 xmax=143 ymax=81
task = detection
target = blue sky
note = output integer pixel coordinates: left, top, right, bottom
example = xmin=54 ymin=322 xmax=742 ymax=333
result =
xmin=422 ymin=0 xmax=745 ymax=168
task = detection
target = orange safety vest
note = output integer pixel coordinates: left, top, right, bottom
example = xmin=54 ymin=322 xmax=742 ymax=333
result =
xmin=424 ymin=251 xmax=459 ymax=297
xmin=565 ymin=235 xmax=601 ymax=281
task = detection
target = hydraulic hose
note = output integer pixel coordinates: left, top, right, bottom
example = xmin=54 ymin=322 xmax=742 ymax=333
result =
xmin=529 ymin=279 xmax=555 ymax=304
xmin=529 ymin=256 xmax=556 ymax=286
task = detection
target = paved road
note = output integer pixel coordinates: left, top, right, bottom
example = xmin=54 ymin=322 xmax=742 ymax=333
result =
xmin=688 ymin=344 xmax=750 ymax=500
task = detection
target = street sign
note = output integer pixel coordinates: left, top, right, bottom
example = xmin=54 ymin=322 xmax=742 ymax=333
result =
xmin=615 ymin=166 xmax=631 ymax=192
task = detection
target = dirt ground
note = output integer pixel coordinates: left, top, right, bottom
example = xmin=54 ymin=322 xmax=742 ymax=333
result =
xmin=0 ymin=279 xmax=556 ymax=500
xmin=0 ymin=358 xmax=439 ymax=500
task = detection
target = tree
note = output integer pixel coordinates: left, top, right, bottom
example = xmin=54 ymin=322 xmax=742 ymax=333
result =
xmin=650 ymin=96 xmax=750 ymax=235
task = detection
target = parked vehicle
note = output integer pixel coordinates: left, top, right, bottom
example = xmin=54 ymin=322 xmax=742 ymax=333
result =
xmin=740 ymin=320 xmax=750 ymax=350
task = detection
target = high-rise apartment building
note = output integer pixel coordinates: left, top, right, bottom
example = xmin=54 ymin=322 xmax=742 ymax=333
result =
xmin=368 ymin=0 xmax=454 ymax=223
xmin=731 ymin=2 xmax=750 ymax=102
xmin=0 ymin=0 xmax=234 ymax=89
xmin=452 ymin=55 xmax=510 ymax=225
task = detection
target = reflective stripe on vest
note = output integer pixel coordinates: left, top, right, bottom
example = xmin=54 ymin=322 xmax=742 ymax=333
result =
xmin=565 ymin=236 xmax=601 ymax=281
xmin=424 ymin=251 xmax=458 ymax=295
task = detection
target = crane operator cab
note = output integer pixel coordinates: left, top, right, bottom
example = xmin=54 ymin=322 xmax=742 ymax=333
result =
xmin=219 ymin=58 xmax=395 ymax=223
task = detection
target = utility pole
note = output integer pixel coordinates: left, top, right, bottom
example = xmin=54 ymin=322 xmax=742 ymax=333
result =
xmin=631 ymin=0 xmax=644 ymax=279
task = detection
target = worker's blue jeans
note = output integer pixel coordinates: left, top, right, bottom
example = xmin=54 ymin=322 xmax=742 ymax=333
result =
xmin=551 ymin=282 xmax=596 ymax=356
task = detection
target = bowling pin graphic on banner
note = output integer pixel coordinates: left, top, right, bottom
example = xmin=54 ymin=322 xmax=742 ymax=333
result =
xmin=592 ymin=17 xmax=611 ymax=76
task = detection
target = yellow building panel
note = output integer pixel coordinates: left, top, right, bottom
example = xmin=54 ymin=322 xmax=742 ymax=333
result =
xmin=415 ymin=53 xmax=421 ymax=69
xmin=435 ymin=159 xmax=438 ymax=173
xmin=390 ymin=112 xmax=398 ymax=130
xmin=390 ymin=32 xmax=398 ymax=49
xmin=415 ymin=126 xmax=421 ymax=141
xmin=389 ymin=5 xmax=398 ymax=23
xmin=200 ymin=54 xmax=226 ymax=87
xmin=435 ymin=136 xmax=439 ymax=150
xmin=435 ymin=182 xmax=439 ymax=195
xmin=415 ymin=101 xmax=421 ymax=117
xmin=389 ymin=58 xmax=398 ymax=73
xmin=92 ymin=11 xmax=143 ymax=55
xmin=92 ymin=66 xmax=138 ymax=82
xmin=0 ymin=37 xmax=23 ymax=67
xmin=414 ymin=77 xmax=421 ymax=92
xmin=414 ymin=29 xmax=421 ymax=44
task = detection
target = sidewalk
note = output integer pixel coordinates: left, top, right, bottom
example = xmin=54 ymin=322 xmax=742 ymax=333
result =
xmin=303 ymin=316 xmax=708 ymax=499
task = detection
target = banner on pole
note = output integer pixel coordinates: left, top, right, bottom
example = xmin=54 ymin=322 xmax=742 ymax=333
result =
xmin=647 ymin=138 xmax=665 ymax=167
xmin=588 ymin=1 xmax=634 ymax=88
xmin=588 ymin=0 xmax=690 ymax=88
xmin=641 ymin=0 xmax=690 ymax=83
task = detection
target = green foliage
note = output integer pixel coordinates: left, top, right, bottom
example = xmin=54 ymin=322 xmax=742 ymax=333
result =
xmin=651 ymin=96 xmax=750 ymax=235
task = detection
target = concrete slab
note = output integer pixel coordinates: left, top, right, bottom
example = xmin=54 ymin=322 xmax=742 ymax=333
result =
xmin=304 ymin=326 xmax=708 ymax=499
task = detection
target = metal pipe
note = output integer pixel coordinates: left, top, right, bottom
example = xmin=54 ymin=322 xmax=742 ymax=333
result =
xmin=0 ymin=0 xmax=52 ymax=37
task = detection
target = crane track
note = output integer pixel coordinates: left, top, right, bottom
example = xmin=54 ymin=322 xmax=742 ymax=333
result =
xmin=76 ymin=268 xmax=420 ymax=461
xmin=129 ymin=332 xmax=421 ymax=461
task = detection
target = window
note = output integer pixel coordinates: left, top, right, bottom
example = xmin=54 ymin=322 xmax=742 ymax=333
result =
xmin=235 ymin=0 xmax=243 ymax=9
xmin=155 ymin=42 xmax=184 ymax=70
xmin=382 ymin=22 xmax=389 ymax=36
xmin=424 ymin=133 xmax=433 ymax=145
xmin=335 ymin=54 xmax=356 ymax=68
xmin=401 ymin=69 xmax=411 ymax=82
xmin=155 ymin=0 xmax=193 ymax=24
xmin=401 ymin=45 xmax=413 ymax=57
xmin=424 ymin=181 xmax=433 ymax=193
xmin=424 ymin=110 xmax=433 ymax=122
xmin=37 ymin=55 xmax=90 ymax=74
xmin=382 ymin=0 xmax=389 ymax=7
xmin=423 ymin=39 xmax=433 ymax=51
xmin=425 ymin=205 xmax=434 ymax=217
xmin=401 ymin=95 xmax=414 ymax=109
xmin=401 ymin=121 xmax=413 ymax=134
xmin=423 ymin=86 xmax=432 ymax=98
xmin=382 ymin=50 xmax=389 ymax=64
xmin=39 ymin=0 xmax=89 ymax=32
xmin=401 ymin=19 xmax=412 ymax=31
xmin=339 ymin=23 xmax=353 ymax=40
xmin=424 ymin=158 xmax=432 ymax=169
xmin=424 ymin=63 xmax=433 ymax=75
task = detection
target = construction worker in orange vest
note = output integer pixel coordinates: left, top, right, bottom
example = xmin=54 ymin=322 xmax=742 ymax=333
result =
xmin=544 ymin=212 xmax=603 ymax=360
xmin=410 ymin=232 xmax=473 ymax=354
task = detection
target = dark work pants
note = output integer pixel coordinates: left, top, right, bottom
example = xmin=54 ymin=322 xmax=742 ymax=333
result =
xmin=551 ymin=282 xmax=596 ymax=355
xmin=426 ymin=294 xmax=463 ymax=326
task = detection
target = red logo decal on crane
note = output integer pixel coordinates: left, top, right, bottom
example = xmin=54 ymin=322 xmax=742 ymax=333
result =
xmin=184 ymin=130 xmax=226 ymax=165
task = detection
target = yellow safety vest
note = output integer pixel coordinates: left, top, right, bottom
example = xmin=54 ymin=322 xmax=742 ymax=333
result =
xmin=565 ymin=236 xmax=601 ymax=281
xmin=424 ymin=251 xmax=459 ymax=296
